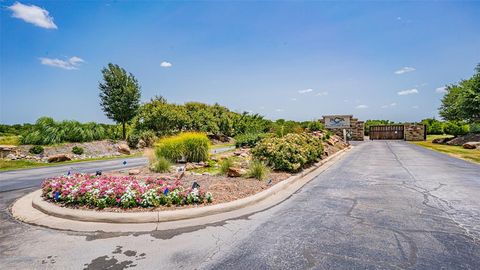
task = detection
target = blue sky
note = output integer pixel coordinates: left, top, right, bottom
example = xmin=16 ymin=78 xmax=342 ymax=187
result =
xmin=1 ymin=1 xmax=479 ymax=124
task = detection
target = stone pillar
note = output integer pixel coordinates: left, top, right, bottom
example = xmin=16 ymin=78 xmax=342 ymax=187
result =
xmin=404 ymin=124 xmax=425 ymax=141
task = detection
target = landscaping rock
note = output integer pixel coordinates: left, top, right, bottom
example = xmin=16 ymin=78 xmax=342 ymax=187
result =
xmin=47 ymin=154 xmax=71 ymax=163
xmin=117 ymin=143 xmax=131 ymax=155
xmin=227 ymin=167 xmax=244 ymax=177
xmin=462 ymin=142 xmax=480 ymax=149
xmin=128 ymin=169 xmax=141 ymax=175
xmin=432 ymin=137 xmax=452 ymax=144
xmin=446 ymin=134 xmax=480 ymax=146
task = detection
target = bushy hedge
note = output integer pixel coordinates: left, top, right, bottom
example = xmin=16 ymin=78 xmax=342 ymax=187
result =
xmin=444 ymin=121 xmax=470 ymax=136
xmin=155 ymin=132 xmax=210 ymax=163
xmin=252 ymin=133 xmax=323 ymax=172
xmin=21 ymin=117 xmax=122 ymax=145
xmin=234 ymin=132 xmax=269 ymax=148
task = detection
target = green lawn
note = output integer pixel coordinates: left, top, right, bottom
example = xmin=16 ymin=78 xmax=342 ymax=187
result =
xmin=0 ymin=153 xmax=143 ymax=171
xmin=411 ymin=135 xmax=480 ymax=164
xmin=0 ymin=135 xmax=21 ymax=145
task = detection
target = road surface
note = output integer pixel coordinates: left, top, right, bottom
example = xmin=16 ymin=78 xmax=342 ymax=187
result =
xmin=1 ymin=141 xmax=479 ymax=269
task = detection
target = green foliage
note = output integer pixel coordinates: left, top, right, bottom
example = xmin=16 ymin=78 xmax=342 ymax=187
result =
xmin=72 ymin=146 xmax=84 ymax=155
xmin=304 ymin=120 xmax=324 ymax=132
xmin=20 ymin=117 xmax=119 ymax=145
xmin=219 ymin=158 xmax=234 ymax=176
xmin=443 ymin=121 xmax=470 ymax=136
xmin=421 ymin=118 xmax=444 ymax=135
xmin=132 ymin=97 xmax=271 ymax=137
xmin=151 ymin=156 xmax=172 ymax=173
xmin=234 ymin=133 xmax=269 ymax=148
xmin=470 ymin=123 xmax=480 ymax=134
xmin=29 ymin=145 xmax=44 ymax=154
xmin=246 ymin=160 xmax=269 ymax=180
xmin=127 ymin=134 xmax=140 ymax=149
xmin=155 ymin=132 xmax=210 ymax=163
xmin=99 ymin=63 xmax=141 ymax=139
xmin=0 ymin=124 xmax=33 ymax=136
xmin=269 ymin=119 xmax=304 ymax=137
xmin=252 ymin=133 xmax=324 ymax=172
xmin=0 ymin=135 xmax=20 ymax=145
xmin=364 ymin=120 xmax=396 ymax=136
xmin=439 ymin=63 xmax=480 ymax=123
xmin=138 ymin=130 xmax=157 ymax=147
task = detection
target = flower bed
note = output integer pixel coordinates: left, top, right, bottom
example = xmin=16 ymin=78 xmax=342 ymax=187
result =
xmin=41 ymin=174 xmax=212 ymax=209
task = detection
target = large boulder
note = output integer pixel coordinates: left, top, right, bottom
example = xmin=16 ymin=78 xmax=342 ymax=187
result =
xmin=47 ymin=154 xmax=71 ymax=163
xmin=462 ymin=142 xmax=480 ymax=149
xmin=227 ymin=167 xmax=245 ymax=177
xmin=432 ymin=137 xmax=452 ymax=144
xmin=128 ymin=169 xmax=141 ymax=175
xmin=117 ymin=143 xmax=131 ymax=155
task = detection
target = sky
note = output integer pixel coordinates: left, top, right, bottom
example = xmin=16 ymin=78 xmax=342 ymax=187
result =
xmin=1 ymin=1 xmax=479 ymax=125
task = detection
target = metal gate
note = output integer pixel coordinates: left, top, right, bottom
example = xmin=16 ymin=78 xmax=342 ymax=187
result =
xmin=369 ymin=125 xmax=404 ymax=140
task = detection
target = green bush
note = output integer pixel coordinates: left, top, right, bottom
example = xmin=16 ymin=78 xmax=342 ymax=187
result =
xmin=234 ymin=133 xmax=269 ymax=148
xmin=139 ymin=130 xmax=157 ymax=147
xmin=444 ymin=121 xmax=470 ymax=136
xmin=470 ymin=123 xmax=480 ymax=134
xmin=219 ymin=158 xmax=234 ymax=176
xmin=246 ymin=160 xmax=269 ymax=180
xmin=252 ymin=133 xmax=323 ymax=172
xmin=72 ymin=146 xmax=84 ymax=155
xmin=155 ymin=132 xmax=210 ymax=163
xmin=151 ymin=156 xmax=172 ymax=173
xmin=29 ymin=145 xmax=44 ymax=155
xmin=127 ymin=134 xmax=140 ymax=149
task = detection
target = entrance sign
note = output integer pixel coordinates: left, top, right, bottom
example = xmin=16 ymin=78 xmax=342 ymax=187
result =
xmin=324 ymin=115 xmax=351 ymax=129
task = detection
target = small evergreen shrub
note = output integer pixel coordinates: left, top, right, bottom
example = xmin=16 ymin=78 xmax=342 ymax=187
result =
xmin=29 ymin=145 xmax=44 ymax=155
xmin=151 ymin=156 xmax=172 ymax=173
xmin=72 ymin=146 xmax=84 ymax=155
xmin=469 ymin=123 xmax=480 ymax=134
xmin=246 ymin=160 xmax=269 ymax=180
xmin=219 ymin=158 xmax=234 ymax=176
xmin=127 ymin=134 xmax=140 ymax=149
xmin=252 ymin=133 xmax=323 ymax=172
xmin=234 ymin=133 xmax=269 ymax=148
xmin=444 ymin=122 xmax=470 ymax=136
xmin=155 ymin=132 xmax=210 ymax=162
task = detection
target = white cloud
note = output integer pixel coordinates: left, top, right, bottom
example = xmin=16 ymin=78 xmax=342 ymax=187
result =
xmin=290 ymin=98 xmax=297 ymax=101
xmin=435 ymin=86 xmax=447 ymax=93
xmin=394 ymin=67 xmax=416 ymax=75
xmin=275 ymin=109 xmax=284 ymax=112
xmin=39 ymin=56 xmax=84 ymax=70
xmin=397 ymin=88 xmax=418 ymax=95
xmin=316 ymin=91 xmax=328 ymax=96
xmin=298 ymin=88 xmax=313 ymax=94
xmin=8 ymin=2 xmax=57 ymax=29
xmin=160 ymin=61 xmax=172 ymax=68
xmin=381 ymin=102 xmax=397 ymax=109
xmin=412 ymin=105 xmax=419 ymax=109
xmin=355 ymin=104 xmax=368 ymax=109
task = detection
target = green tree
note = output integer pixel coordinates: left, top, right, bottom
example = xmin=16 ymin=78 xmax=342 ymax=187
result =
xmin=439 ymin=64 xmax=480 ymax=123
xmin=99 ymin=63 xmax=141 ymax=139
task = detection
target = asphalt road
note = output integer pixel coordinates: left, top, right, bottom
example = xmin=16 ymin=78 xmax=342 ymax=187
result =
xmin=1 ymin=141 xmax=479 ymax=269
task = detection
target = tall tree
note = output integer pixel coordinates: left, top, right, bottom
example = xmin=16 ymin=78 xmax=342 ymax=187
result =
xmin=439 ymin=63 xmax=480 ymax=123
xmin=99 ymin=63 xmax=141 ymax=139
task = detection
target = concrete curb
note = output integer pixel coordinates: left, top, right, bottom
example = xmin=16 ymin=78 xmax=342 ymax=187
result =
xmin=12 ymin=146 xmax=351 ymax=231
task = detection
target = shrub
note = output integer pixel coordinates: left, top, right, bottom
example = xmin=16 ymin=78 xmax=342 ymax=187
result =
xmin=252 ymin=133 xmax=323 ymax=172
xmin=139 ymin=130 xmax=157 ymax=147
xmin=234 ymin=132 xmax=269 ymax=148
xmin=470 ymin=123 xmax=480 ymax=134
xmin=29 ymin=145 xmax=44 ymax=155
xmin=72 ymin=146 xmax=84 ymax=155
xmin=444 ymin=121 xmax=470 ymax=136
xmin=127 ymin=134 xmax=140 ymax=149
xmin=155 ymin=132 xmax=210 ymax=163
xmin=219 ymin=158 xmax=234 ymax=175
xmin=151 ymin=156 xmax=172 ymax=173
xmin=246 ymin=160 xmax=269 ymax=180
xmin=41 ymin=173 xmax=213 ymax=208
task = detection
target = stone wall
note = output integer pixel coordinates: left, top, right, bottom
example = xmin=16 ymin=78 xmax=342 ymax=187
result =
xmin=320 ymin=116 xmax=364 ymax=141
xmin=404 ymin=124 xmax=426 ymax=141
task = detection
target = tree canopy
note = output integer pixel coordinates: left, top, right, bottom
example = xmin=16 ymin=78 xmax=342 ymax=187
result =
xmin=99 ymin=63 xmax=141 ymax=139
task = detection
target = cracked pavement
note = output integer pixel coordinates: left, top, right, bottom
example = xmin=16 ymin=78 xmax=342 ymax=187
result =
xmin=1 ymin=141 xmax=479 ymax=269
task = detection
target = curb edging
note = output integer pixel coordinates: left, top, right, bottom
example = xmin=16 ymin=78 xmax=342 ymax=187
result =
xmin=12 ymin=146 xmax=351 ymax=230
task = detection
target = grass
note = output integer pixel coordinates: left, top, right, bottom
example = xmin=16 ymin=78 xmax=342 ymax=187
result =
xmin=411 ymin=135 xmax=479 ymax=164
xmin=0 ymin=152 xmax=143 ymax=172
xmin=0 ymin=135 xmax=21 ymax=145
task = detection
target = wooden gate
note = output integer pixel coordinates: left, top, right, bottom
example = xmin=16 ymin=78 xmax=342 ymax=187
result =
xmin=369 ymin=125 xmax=404 ymax=140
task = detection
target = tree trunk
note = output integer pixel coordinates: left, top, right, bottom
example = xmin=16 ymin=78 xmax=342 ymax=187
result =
xmin=122 ymin=122 xmax=126 ymax=140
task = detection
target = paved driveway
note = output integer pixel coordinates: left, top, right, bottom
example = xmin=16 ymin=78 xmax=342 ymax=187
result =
xmin=1 ymin=141 xmax=479 ymax=269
